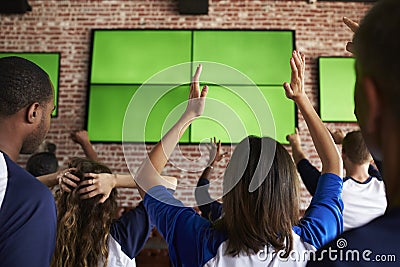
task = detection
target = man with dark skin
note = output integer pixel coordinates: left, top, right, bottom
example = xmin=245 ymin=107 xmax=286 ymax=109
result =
xmin=0 ymin=56 xmax=56 ymax=267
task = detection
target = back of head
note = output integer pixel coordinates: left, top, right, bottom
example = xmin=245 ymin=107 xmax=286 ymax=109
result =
xmin=342 ymin=131 xmax=372 ymax=165
xmin=52 ymin=158 xmax=117 ymax=267
xmin=26 ymin=151 xmax=58 ymax=176
xmin=217 ymin=136 xmax=299 ymax=257
xmin=0 ymin=56 xmax=53 ymax=116
xmin=354 ymin=0 xmax=400 ymax=119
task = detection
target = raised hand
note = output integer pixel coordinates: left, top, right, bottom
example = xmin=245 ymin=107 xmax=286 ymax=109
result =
xmin=283 ymin=51 xmax=342 ymax=176
xmin=184 ymin=64 xmax=208 ymax=120
xmin=329 ymin=129 xmax=346 ymax=144
xmin=283 ymin=51 xmax=306 ymax=102
xmin=343 ymin=17 xmax=359 ymax=54
xmin=70 ymin=130 xmax=90 ymax=146
xmin=286 ymin=128 xmax=301 ymax=148
xmin=206 ymin=137 xmax=228 ymax=167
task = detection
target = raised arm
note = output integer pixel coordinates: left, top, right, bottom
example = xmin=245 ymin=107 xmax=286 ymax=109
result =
xmin=283 ymin=51 xmax=342 ymax=176
xmin=287 ymin=129 xmax=321 ymax=195
xmin=343 ymin=17 xmax=359 ymax=54
xmin=135 ymin=65 xmax=208 ymax=198
xmin=71 ymin=130 xmax=99 ymax=162
xmin=195 ymin=138 xmax=226 ymax=220
xmin=198 ymin=137 xmax=227 ymax=183
xmin=286 ymin=128 xmax=307 ymax=164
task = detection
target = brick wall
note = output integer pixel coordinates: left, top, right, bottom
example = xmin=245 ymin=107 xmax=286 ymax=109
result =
xmin=0 ymin=0 xmax=371 ymax=209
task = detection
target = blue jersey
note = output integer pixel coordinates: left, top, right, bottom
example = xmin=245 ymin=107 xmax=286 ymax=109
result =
xmin=307 ymin=208 xmax=400 ymax=266
xmin=195 ymin=177 xmax=223 ymax=221
xmin=0 ymin=152 xmax=57 ymax=267
xmin=107 ymin=202 xmax=152 ymax=267
xmin=144 ymin=173 xmax=343 ymax=267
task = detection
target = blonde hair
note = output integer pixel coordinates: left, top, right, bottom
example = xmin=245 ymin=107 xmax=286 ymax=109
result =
xmin=51 ymin=158 xmax=117 ymax=267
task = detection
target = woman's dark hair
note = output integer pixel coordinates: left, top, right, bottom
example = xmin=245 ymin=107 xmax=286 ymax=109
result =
xmin=215 ymin=136 xmax=300 ymax=257
xmin=51 ymin=158 xmax=118 ymax=267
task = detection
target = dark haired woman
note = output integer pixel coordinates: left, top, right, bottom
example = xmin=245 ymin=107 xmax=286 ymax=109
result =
xmin=136 ymin=53 xmax=343 ymax=266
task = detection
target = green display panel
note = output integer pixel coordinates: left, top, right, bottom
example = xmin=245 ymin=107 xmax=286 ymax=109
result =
xmin=192 ymin=31 xmax=293 ymax=85
xmin=88 ymin=85 xmax=189 ymax=143
xmin=91 ymin=30 xmax=192 ymax=84
xmin=319 ymin=57 xmax=357 ymax=122
xmin=260 ymin=86 xmax=296 ymax=143
xmin=0 ymin=52 xmax=60 ymax=117
xmin=87 ymin=30 xmax=295 ymax=143
xmin=190 ymin=85 xmax=294 ymax=144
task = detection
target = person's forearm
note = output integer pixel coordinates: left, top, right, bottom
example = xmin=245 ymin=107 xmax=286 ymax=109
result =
xmin=80 ymin=142 xmax=99 ymax=162
xmin=296 ymin=96 xmax=342 ymax=176
xmin=114 ymin=174 xmax=136 ymax=188
xmin=291 ymin=143 xmax=307 ymax=165
xmin=135 ymin=112 xmax=193 ymax=197
xmin=199 ymin=166 xmax=213 ymax=181
xmin=297 ymin=159 xmax=321 ymax=196
xmin=114 ymin=173 xmax=177 ymax=190
xmin=36 ymin=172 xmax=58 ymax=187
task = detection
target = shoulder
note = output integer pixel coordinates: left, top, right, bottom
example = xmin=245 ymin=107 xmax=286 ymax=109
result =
xmin=294 ymin=173 xmax=343 ymax=249
xmin=308 ymin=209 xmax=400 ymax=266
xmin=144 ymin=185 xmax=227 ymax=266
xmin=3 ymin=153 xmax=54 ymax=206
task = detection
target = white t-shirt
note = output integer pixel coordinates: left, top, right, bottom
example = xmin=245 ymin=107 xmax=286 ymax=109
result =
xmin=342 ymin=176 xmax=387 ymax=231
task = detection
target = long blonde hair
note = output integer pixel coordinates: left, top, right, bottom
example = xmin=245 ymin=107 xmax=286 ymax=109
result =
xmin=51 ymin=158 xmax=118 ymax=267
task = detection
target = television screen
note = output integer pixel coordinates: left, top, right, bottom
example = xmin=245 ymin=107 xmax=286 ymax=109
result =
xmin=90 ymin=30 xmax=192 ymax=84
xmin=88 ymin=84 xmax=190 ymax=143
xmin=87 ymin=30 xmax=295 ymax=143
xmin=192 ymin=31 xmax=293 ymax=85
xmin=190 ymin=85 xmax=295 ymax=144
xmin=0 ymin=52 xmax=60 ymax=117
xmin=319 ymin=57 xmax=357 ymax=122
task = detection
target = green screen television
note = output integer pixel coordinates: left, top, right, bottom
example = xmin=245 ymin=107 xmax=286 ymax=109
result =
xmin=190 ymin=85 xmax=294 ymax=144
xmin=87 ymin=30 xmax=295 ymax=143
xmin=0 ymin=52 xmax=60 ymax=117
xmin=88 ymin=84 xmax=190 ymax=143
xmin=192 ymin=31 xmax=293 ymax=85
xmin=319 ymin=57 xmax=357 ymax=122
xmin=90 ymin=30 xmax=192 ymax=84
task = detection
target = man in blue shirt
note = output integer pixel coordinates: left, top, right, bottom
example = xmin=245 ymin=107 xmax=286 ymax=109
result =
xmin=0 ymin=57 xmax=56 ymax=267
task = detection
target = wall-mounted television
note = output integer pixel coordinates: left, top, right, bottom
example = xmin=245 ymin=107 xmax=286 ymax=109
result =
xmin=319 ymin=57 xmax=357 ymax=122
xmin=87 ymin=30 xmax=296 ymax=144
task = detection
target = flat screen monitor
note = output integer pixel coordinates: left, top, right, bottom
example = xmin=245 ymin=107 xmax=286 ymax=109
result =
xmin=87 ymin=30 xmax=295 ymax=143
xmin=319 ymin=57 xmax=357 ymax=122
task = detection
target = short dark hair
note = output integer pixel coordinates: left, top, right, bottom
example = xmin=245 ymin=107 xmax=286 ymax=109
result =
xmin=354 ymin=0 xmax=400 ymax=119
xmin=0 ymin=56 xmax=53 ymax=116
xmin=342 ymin=131 xmax=371 ymax=164
xmin=26 ymin=151 xmax=59 ymax=176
